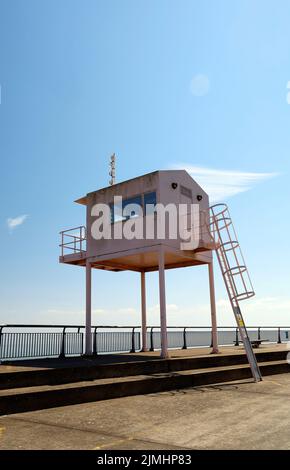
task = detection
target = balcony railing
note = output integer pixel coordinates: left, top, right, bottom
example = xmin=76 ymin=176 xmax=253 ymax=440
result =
xmin=59 ymin=226 xmax=86 ymax=256
xmin=0 ymin=325 xmax=289 ymax=361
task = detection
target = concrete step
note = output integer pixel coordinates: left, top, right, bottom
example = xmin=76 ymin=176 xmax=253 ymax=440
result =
xmin=1 ymin=360 xmax=289 ymax=416
xmin=1 ymin=349 xmax=287 ymax=391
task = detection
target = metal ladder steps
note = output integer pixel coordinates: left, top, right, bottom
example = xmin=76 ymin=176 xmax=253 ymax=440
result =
xmin=0 ymin=350 xmax=287 ymax=391
xmin=1 ymin=360 xmax=289 ymax=416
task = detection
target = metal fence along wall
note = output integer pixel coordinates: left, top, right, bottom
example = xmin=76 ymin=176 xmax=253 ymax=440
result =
xmin=147 ymin=330 xmax=213 ymax=350
xmin=0 ymin=332 xmax=83 ymax=360
xmin=0 ymin=329 xmax=140 ymax=360
xmin=92 ymin=331 xmax=141 ymax=354
xmin=0 ymin=325 xmax=289 ymax=360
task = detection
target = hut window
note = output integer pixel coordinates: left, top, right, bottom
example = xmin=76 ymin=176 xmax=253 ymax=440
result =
xmin=110 ymin=192 xmax=156 ymax=222
xmin=111 ymin=195 xmax=143 ymax=222
xmin=123 ymin=195 xmax=143 ymax=220
xmin=144 ymin=192 xmax=157 ymax=215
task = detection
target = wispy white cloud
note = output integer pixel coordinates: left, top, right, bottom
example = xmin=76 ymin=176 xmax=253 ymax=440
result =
xmin=43 ymin=296 xmax=290 ymax=328
xmin=7 ymin=214 xmax=28 ymax=231
xmin=174 ymin=165 xmax=278 ymax=203
xmin=146 ymin=297 xmax=290 ymax=327
xmin=118 ymin=307 xmax=136 ymax=314
xmin=286 ymin=81 xmax=290 ymax=104
xmin=148 ymin=304 xmax=179 ymax=314
xmin=214 ymin=296 xmax=290 ymax=327
xmin=244 ymin=296 xmax=290 ymax=313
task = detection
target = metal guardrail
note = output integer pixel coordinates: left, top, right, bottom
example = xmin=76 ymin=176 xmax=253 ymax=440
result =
xmin=59 ymin=226 xmax=86 ymax=256
xmin=0 ymin=325 xmax=289 ymax=361
xmin=0 ymin=332 xmax=83 ymax=360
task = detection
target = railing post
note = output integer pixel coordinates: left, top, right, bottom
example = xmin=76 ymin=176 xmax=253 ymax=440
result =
xmin=258 ymin=327 xmax=261 ymax=341
xmin=93 ymin=327 xmax=98 ymax=356
xmin=130 ymin=327 xmax=136 ymax=353
xmin=59 ymin=327 xmax=66 ymax=358
xmin=81 ymin=329 xmax=84 ymax=355
xmin=182 ymin=328 xmax=187 ymax=350
xmin=277 ymin=327 xmax=282 ymax=344
xmin=234 ymin=328 xmax=239 ymax=346
xmin=150 ymin=327 xmax=154 ymax=351
xmin=0 ymin=326 xmax=4 ymax=362
xmin=77 ymin=327 xmax=83 ymax=355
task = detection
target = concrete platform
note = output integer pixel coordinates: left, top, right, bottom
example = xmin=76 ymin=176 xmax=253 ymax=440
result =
xmin=0 ymin=344 xmax=289 ymax=416
xmin=0 ymin=344 xmax=288 ymax=392
xmin=1 ymin=344 xmax=288 ymax=372
xmin=1 ymin=373 xmax=290 ymax=450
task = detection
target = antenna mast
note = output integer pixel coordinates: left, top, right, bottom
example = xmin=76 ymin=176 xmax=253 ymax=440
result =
xmin=109 ymin=153 xmax=116 ymax=186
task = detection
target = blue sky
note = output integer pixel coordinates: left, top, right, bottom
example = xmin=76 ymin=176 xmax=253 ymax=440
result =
xmin=1 ymin=0 xmax=290 ymax=327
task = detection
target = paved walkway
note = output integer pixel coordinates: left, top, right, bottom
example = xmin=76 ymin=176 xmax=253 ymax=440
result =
xmin=1 ymin=372 xmax=290 ymax=449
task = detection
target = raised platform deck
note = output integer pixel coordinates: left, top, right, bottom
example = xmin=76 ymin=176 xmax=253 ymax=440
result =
xmin=59 ymin=243 xmax=212 ymax=272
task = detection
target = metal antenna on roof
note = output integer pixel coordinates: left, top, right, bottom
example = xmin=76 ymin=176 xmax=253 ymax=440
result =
xmin=109 ymin=153 xmax=116 ymax=185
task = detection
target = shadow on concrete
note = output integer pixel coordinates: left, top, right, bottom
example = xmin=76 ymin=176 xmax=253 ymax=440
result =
xmin=1 ymin=353 xmax=163 ymax=369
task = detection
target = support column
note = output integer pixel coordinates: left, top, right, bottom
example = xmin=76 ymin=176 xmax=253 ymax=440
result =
xmin=85 ymin=259 xmax=92 ymax=355
xmin=141 ymin=271 xmax=148 ymax=351
xmin=208 ymin=261 xmax=219 ymax=354
xmin=158 ymin=249 xmax=168 ymax=358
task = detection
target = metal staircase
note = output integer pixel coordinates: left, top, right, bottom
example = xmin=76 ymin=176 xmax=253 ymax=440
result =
xmin=209 ymin=204 xmax=262 ymax=382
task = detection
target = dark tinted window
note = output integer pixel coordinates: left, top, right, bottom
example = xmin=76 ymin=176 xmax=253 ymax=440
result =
xmin=144 ymin=192 xmax=157 ymax=215
xmin=111 ymin=195 xmax=143 ymax=222
xmin=122 ymin=196 xmax=143 ymax=219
